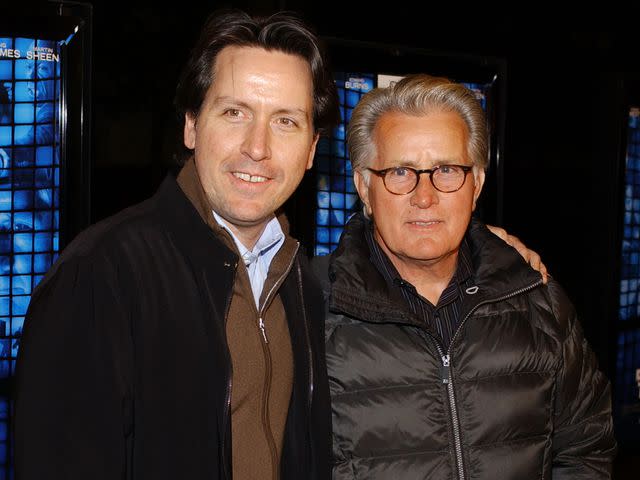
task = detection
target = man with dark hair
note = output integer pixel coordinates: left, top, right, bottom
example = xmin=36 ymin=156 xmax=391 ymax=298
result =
xmin=317 ymin=74 xmax=615 ymax=479
xmin=14 ymin=10 xmax=338 ymax=480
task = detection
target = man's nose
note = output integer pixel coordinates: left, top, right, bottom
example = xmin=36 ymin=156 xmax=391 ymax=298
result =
xmin=409 ymin=174 xmax=439 ymax=209
xmin=241 ymin=120 xmax=271 ymax=162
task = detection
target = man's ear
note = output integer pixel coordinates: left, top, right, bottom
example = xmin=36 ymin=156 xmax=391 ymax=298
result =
xmin=354 ymin=169 xmax=372 ymax=217
xmin=184 ymin=112 xmax=197 ymax=150
xmin=472 ymin=167 xmax=486 ymax=211
xmin=306 ymin=133 xmax=320 ymax=170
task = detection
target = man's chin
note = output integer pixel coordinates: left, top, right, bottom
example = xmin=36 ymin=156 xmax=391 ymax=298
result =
xmin=220 ymin=209 xmax=277 ymax=229
xmin=395 ymin=243 xmax=458 ymax=265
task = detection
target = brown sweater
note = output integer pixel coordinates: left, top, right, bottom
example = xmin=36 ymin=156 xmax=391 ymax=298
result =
xmin=177 ymin=160 xmax=295 ymax=480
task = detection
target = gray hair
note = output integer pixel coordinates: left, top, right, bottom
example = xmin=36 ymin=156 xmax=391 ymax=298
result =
xmin=347 ymin=74 xmax=489 ymax=177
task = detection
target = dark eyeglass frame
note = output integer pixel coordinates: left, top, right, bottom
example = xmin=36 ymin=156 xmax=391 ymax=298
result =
xmin=366 ymin=164 xmax=473 ymax=195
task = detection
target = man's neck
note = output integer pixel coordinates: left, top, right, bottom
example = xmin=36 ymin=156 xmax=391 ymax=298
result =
xmin=212 ymin=212 xmax=272 ymax=251
xmin=400 ymin=258 xmax=457 ymax=305
xmin=378 ymin=240 xmax=459 ymax=306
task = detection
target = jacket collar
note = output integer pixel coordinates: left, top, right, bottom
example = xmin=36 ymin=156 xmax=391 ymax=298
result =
xmin=328 ymin=213 xmax=543 ymax=324
xmin=152 ymin=165 xmax=238 ymax=270
xmin=328 ymin=213 xmax=420 ymax=325
xmin=176 ymin=157 xmax=237 ymax=253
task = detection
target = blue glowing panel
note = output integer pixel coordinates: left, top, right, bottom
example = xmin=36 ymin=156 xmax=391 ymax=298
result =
xmin=616 ymin=108 xmax=640 ymax=437
xmin=0 ymin=38 xmax=60 ymax=370
xmin=462 ymin=82 xmax=488 ymax=111
xmin=0 ymin=35 xmax=61 ymax=475
xmin=1 ymin=37 xmax=61 ymax=365
xmin=313 ymin=73 xmax=373 ymax=255
xmin=616 ymin=329 xmax=640 ymax=408
xmin=621 ymin=108 xmax=640 ymax=322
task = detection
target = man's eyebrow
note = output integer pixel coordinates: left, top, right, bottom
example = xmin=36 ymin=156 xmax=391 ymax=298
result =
xmin=429 ymin=158 xmax=461 ymax=166
xmin=390 ymin=158 xmax=460 ymax=168
xmin=209 ymin=96 xmax=249 ymax=109
xmin=210 ymin=96 xmax=310 ymax=117
xmin=273 ymin=107 xmax=310 ymax=117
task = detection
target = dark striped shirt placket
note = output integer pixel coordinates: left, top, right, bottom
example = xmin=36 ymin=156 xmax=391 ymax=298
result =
xmin=365 ymin=224 xmax=474 ymax=350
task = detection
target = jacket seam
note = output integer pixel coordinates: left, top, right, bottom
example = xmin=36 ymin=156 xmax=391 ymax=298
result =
xmin=331 ymin=290 xmax=415 ymax=320
xmin=334 ymin=446 xmax=450 ymax=462
xmin=332 ymin=381 xmax=436 ymax=397
xmin=469 ymin=432 xmax=548 ymax=449
xmin=454 ymin=369 xmax=554 ymax=384
xmin=332 ymin=369 xmax=555 ymax=397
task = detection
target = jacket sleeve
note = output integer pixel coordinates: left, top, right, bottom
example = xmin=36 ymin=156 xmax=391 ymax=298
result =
xmin=549 ymin=281 xmax=616 ymax=479
xmin=14 ymin=256 xmax=133 ymax=479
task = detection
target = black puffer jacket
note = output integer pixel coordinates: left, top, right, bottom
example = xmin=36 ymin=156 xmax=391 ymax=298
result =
xmin=315 ymin=213 xmax=615 ymax=480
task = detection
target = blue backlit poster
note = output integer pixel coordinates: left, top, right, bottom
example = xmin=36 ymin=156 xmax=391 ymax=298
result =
xmin=0 ymin=5 xmax=90 ymax=474
xmin=0 ymin=37 xmax=60 ymax=377
xmin=0 ymin=34 xmax=61 ymax=477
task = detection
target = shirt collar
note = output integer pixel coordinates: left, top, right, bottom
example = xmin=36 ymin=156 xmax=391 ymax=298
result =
xmin=211 ymin=210 xmax=285 ymax=266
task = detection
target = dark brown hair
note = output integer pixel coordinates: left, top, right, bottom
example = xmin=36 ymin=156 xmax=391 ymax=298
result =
xmin=175 ymin=9 xmax=339 ymax=140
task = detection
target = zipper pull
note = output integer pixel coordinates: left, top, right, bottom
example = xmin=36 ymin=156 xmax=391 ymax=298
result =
xmin=258 ymin=317 xmax=268 ymax=343
xmin=441 ymin=355 xmax=450 ymax=384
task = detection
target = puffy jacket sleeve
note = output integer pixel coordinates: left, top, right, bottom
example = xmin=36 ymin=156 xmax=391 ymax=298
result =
xmin=14 ymin=255 xmax=133 ymax=479
xmin=549 ymin=281 xmax=616 ymax=479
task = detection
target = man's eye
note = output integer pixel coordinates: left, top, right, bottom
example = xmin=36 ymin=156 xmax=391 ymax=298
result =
xmin=391 ymin=167 xmax=411 ymax=177
xmin=278 ymin=117 xmax=297 ymax=127
xmin=224 ymin=109 xmax=242 ymax=118
xmin=439 ymin=165 xmax=455 ymax=174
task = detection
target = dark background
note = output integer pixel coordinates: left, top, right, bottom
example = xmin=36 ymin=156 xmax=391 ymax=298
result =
xmin=68 ymin=0 xmax=640 ymax=475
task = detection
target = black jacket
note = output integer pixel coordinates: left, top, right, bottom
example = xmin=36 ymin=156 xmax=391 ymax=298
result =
xmin=14 ymin=175 xmax=330 ymax=480
xmin=314 ymin=213 xmax=615 ymax=480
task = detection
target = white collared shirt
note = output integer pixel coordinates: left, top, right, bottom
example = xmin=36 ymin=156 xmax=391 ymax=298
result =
xmin=212 ymin=210 xmax=285 ymax=309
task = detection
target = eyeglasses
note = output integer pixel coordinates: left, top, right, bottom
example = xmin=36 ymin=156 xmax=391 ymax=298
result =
xmin=366 ymin=164 xmax=473 ymax=195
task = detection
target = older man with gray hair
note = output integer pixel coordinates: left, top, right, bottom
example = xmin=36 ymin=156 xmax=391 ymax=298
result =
xmin=314 ymin=74 xmax=615 ymax=479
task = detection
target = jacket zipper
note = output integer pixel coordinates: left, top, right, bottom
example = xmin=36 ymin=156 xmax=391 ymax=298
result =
xmin=296 ymin=260 xmax=314 ymax=416
xmin=256 ymin=243 xmax=300 ymax=480
xmin=259 ymin=335 xmax=278 ymax=479
xmin=438 ymin=346 xmax=465 ymax=480
xmin=432 ymin=279 xmax=544 ymax=480
xmin=258 ymin=317 xmax=268 ymax=343
xmin=221 ymin=261 xmax=238 ymax=480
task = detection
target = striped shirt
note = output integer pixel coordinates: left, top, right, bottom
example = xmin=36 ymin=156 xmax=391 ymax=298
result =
xmin=365 ymin=222 xmax=474 ymax=350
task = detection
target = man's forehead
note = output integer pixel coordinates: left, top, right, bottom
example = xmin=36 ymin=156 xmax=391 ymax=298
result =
xmin=212 ymin=46 xmax=312 ymax=85
xmin=208 ymin=46 xmax=314 ymax=109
